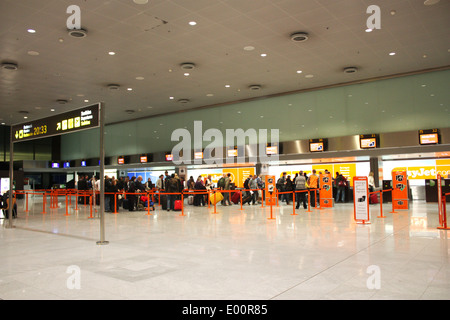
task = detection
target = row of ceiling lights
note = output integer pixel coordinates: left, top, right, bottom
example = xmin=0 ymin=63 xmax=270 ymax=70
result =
xmin=3 ymin=0 xmax=443 ymax=121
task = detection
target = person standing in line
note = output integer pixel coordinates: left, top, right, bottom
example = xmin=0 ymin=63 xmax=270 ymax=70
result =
xmin=335 ymin=172 xmax=347 ymax=203
xmin=295 ymin=171 xmax=307 ymax=209
xmin=222 ymin=173 xmax=232 ymax=206
xmin=307 ymin=170 xmax=319 ymax=207
xmin=249 ymin=175 xmax=258 ymax=205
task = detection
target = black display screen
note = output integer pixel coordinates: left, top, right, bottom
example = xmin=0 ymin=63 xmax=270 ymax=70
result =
xmin=12 ymin=104 xmax=100 ymax=143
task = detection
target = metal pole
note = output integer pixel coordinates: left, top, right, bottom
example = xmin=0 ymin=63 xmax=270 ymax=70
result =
xmin=96 ymin=102 xmax=108 ymax=245
xmin=6 ymin=126 xmax=14 ymax=229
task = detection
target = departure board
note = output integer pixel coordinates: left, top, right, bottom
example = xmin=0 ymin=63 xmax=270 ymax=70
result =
xmin=11 ymin=104 xmax=100 ymax=143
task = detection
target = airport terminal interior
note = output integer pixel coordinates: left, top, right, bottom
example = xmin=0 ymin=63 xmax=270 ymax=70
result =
xmin=0 ymin=0 xmax=449 ymax=302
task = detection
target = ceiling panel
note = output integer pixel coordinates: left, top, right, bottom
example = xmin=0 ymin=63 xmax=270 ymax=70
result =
xmin=0 ymin=0 xmax=449 ymax=125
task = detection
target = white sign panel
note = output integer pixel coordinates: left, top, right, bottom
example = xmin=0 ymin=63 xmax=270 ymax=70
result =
xmin=353 ymin=176 xmax=370 ymax=223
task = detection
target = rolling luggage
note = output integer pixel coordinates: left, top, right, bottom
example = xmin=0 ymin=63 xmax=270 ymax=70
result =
xmin=188 ymin=195 xmax=194 ymax=205
xmin=242 ymin=194 xmax=252 ymax=205
xmin=160 ymin=195 xmax=167 ymax=210
xmin=122 ymin=198 xmax=130 ymax=210
xmin=231 ymin=191 xmax=241 ymax=204
xmin=210 ymin=192 xmax=223 ymax=205
xmin=369 ymin=193 xmax=379 ymax=204
xmin=174 ymin=200 xmax=182 ymax=211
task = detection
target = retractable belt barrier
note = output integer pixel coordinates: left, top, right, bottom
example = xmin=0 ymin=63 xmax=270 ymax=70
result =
xmin=7 ymin=186 xmax=415 ymax=223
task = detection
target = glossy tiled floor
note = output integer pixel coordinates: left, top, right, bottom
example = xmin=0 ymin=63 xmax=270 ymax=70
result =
xmin=0 ymin=196 xmax=449 ymax=300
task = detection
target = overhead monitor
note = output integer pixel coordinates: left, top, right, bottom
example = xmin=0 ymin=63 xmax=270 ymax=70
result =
xmin=118 ymin=156 xmax=125 ymax=165
xmin=419 ymin=129 xmax=440 ymax=145
xmin=165 ymin=153 xmax=173 ymax=161
xmin=309 ymin=139 xmax=327 ymax=152
xmin=360 ymin=134 xmax=379 ymax=149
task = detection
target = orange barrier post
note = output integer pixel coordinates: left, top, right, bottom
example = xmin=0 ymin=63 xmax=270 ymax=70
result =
xmin=179 ymin=192 xmax=186 ymax=217
xmin=88 ymin=196 xmax=94 ymax=219
xmin=112 ymin=193 xmax=118 ymax=214
xmin=306 ymin=190 xmax=312 ymax=212
xmin=377 ymin=190 xmax=385 ymax=218
xmin=291 ymin=190 xmax=297 ymax=216
xmin=25 ymin=192 xmax=29 ymax=213
xmin=75 ymin=191 xmax=79 ymax=211
xmin=438 ymin=193 xmax=450 ymax=230
xmin=42 ymin=192 xmax=47 ymax=215
xmin=65 ymin=194 xmax=70 ymax=216
xmin=240 ymin=191 xmax=243 ymax=211
xmin=268 ymin=195 xmax=275 ymax=220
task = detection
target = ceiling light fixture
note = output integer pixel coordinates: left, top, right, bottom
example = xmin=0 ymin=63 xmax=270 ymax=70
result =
xmin=136 ymin=76 xmax=145 ymax=80
xmin=27 ymin=29 xmax=36 ymax=33
xmin=133 ymin=0 xmax=149 ymax=4
xmin=107 ymin=84 xmax=120 ymax=90
xmin=343 ymin=67 xmax=358 ymax=74
xmin=244 ymin=46 xmax=255 ymax=51
xmin=365 ymin=28 xmax=373 ymax=32
xmin=180 ymin=62 xmax=196 ymax=70
xmin=389 ymin=52 xmax=396 ymax=56
xmin=68 ymin=28 xmax=87 ymax=38
xmin=260 ymin=53 xmax=267 ymax=57
xmin=27 ymin=51 xmax=40 ymax=56
xmin=108 ymin=51 xmax=116 ymax=55
xmin=249 ymin=84 xmax=262 ymax=90
xmin=1 ymin=62 xmax=18 ymax=70
xmin=290 ymin=32 xmax=309 ymax=42
xmin=424 ymin=0 xmax=440 ymax=5
xmin=225 ymin=85 xmax=231 ymax=88
xmin=296 ymin=70 xmax=303 ymax=74
xmin=189 ymin=21 xmax=197 ymax=26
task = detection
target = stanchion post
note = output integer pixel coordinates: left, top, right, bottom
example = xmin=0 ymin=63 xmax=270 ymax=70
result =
xmin=180 ymin=192 xmax=186 ymax=217
xmin=377 ymin=190 xmax=385 ymax=218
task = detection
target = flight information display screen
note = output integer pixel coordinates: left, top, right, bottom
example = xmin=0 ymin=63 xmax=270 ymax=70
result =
xmin=11 ymin=104 xmax=100 ymax=143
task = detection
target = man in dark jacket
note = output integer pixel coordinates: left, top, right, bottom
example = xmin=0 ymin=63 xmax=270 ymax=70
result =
xmin=166 ymin=174 xmax=179 ymax=211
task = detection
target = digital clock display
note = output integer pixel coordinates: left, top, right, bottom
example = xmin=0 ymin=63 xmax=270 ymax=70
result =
xmin=12 ymin=104 xmax=100 ymax=143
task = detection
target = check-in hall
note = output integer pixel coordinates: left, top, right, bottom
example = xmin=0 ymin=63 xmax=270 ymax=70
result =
xmin=0 ymin=0 xmax=449 ymax=304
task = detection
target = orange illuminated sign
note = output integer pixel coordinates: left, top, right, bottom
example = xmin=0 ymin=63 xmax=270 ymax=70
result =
xmin=419 ymin=133 xmax=439 ymax=145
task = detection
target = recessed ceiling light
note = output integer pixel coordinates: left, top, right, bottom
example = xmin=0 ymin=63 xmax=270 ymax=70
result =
xmin=389 ymin=52 xmax=396 ymax=56
xmin=84 ymin=100 xmax=89 ymax=103
xmin=189 ymin=21 xmax=197 ymax=26
xmin=184 ymin=73 xmax=190 ymax=76
xmin=169 ymin=96 xmax=174 ymax=100
xmin=296 ymin=70 xmax=303 ymax=74
xmin=260 ymin=53 xmax=267 ymax=57
xmin=27 ymin=51 xmax=39 ymax=56
xmin=424 ymin=0 xmax=440 ymax=5
xmin=50 ymin=109 xmax=55 ymax=112
xmin=305 ymin=74 xmax=314 ymax=78
xmin=24 ymin=116 xmax=28 ymax=119
xmin=206 ymin=93 xmax=214 ymax=97
xmin=225 ymin=85 xmax=231 ymax=88
xmin=27 ymin=29 xmax=36 ymax=34
xmin=244 ymin=46 xmax=255 ymax=51
xmin=108 ymin=51 xmax=116 ymax=55
xmin=365 ymin=28 xmax=373 ymax=32
xmin=127 ymin=88 xmax=133 ymax=91
xmin=136 ymin=76 xmax=145 ymax=80
xmin=133 ymin=0 xmax=149 ymax=4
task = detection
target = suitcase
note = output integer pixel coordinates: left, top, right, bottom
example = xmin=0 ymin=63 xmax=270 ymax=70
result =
xmin=369 ymin=193 xmax=379 ymax=204
xmin=210 ymin=192 xmax=223 ymax=205
xmin=174 ymin=200 xmax=182 ymax=211
xmin=188 ymin=195 xmax=194 ymax=205
xmin=122 ymin=199 xmax=130 ymax=210
xmin=161 ymin=195 xmax=168 ymax=210
xmin=231 ymin=191 xmax=241 ymax=204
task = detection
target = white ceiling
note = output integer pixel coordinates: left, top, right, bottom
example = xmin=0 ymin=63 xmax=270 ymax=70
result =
xmin=0 ymin=0 xmax=449 ymax=125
